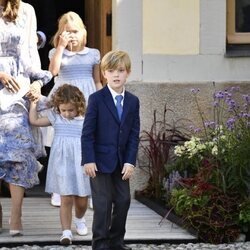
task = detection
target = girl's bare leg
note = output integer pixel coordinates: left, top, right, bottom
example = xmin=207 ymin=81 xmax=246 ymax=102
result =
xmin=9 ymin=184 xmax=24 ymax=231
xmin=73 ymin=196 xmax=88 ymax=236
xmin=74 ymin=196 xmax=88 ymax=218
xmin=60 ymin=195 xmax=73 ymax=230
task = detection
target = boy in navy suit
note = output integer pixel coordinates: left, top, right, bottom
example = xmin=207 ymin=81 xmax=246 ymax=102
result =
xmin=81 ymin=50 xmax=140 ymax=250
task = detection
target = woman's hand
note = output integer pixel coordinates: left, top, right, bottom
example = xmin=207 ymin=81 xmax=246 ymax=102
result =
xmin=0 ymin=72 xmax=20 ymax=93
xmin=26 ymin=80 xmax=42 ymax=104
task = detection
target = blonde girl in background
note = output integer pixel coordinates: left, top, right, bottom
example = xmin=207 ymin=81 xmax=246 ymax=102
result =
xmin=29 ymin=84 xmax=91 ymax=245
xmin=49 ymin=11 xmax=102 ymax=97
xmin=45 ymin=11 xmax=102 ymax=206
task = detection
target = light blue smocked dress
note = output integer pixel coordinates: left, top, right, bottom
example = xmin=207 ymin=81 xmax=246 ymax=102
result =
xmin=42 ymin=47 xmax=100 ymax=147
xmin=45 ymin=110 xmax=91 ymax=196
xmin=48 ymin=47 xmax=100 ymax=103
xmin=0 ymin=2 xmax=52 ymax=188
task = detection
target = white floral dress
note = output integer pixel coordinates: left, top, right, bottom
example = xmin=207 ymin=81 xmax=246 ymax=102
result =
xmin=0 ymin=2 xmax=51 ymax=188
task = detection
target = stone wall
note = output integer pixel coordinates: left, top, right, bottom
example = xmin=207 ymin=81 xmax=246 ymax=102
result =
xmin=126 ymin=81 xmax=250 ymax=197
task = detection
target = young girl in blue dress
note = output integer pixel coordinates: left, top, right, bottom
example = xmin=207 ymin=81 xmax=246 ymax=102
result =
xmin=29 ymin=84 xmax=91 ymax=245
xmin=44 ymin=11 xmax=102 ymax=206
xmin=48 ymin=11 xmax=102 ymax=100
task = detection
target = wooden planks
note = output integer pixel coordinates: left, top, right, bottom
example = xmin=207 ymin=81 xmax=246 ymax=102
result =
xmin=0 ymin=198 xmax=196 ymax=245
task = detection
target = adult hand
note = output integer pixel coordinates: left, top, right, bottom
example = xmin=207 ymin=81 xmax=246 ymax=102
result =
xmin=0 ymin=72 xmax=20 ymax=93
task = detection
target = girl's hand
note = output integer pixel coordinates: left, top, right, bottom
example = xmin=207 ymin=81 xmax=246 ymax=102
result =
xmin=26 ymin=80 xmax=42 ymax=104
xmin=58 ymin=31 xmax=72 ymax=49
xmin=0 ymin=72 xmax=20 ymax=93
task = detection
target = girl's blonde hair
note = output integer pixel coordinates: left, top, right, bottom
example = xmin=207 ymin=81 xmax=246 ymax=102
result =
xmin=101 ymin=50 xmax=131 ymax=73
xmin=51 ymin=11 xmax=87 ymax=48
xmin=1 ymin=0 xmax=20 ymax=22
xmin=50 ymin=84 xmax=86 ymax=116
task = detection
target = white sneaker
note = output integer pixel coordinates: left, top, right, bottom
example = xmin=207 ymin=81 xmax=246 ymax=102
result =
xmin=74 ymin=216 xmax=88 ymax=236
xmin=51 ymin=193 xmax=61 ymax=207
xmin=60 ymin=230 xmax=72 ymax=245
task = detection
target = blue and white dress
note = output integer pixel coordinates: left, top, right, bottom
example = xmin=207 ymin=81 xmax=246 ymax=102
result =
xmin=48 ymin=47 xmax=100 ymax=103
xmin=42 ymin=47 xmax=100 ymax=146
xmin=0 ymin=2 xmax=52 ymax=188
xmin=45 ymin=110 xmax=91 ymax=196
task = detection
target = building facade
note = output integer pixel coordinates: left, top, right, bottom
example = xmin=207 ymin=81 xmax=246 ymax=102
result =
xmin=111 ymin=0 xmax=250 ymax=194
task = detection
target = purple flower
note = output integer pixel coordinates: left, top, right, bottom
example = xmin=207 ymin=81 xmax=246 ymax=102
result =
xmin=214 ymin=91 xmax=224 ymax=99
xmin=194 ymin=128 xmax=201 ymax=133
xmin=226 ymin=117 xmax=236 ymax=130
xmin=243 ymin=95 xmax=250 ymax=104
xmin=191 ymin=88 xmax=200 ymax=94
xmin=241 ymin=112 xmax=250 ymax=118
xmin=230 ymin=86 xmax=240 ymax=92
xmin=224 ymin=91 xmax=232 ymax=98
xmin=226 ymin=98 xmax=236 ymax=110
xmin=189 ymin=125 xmax=202 ymax=133
xmin=204 ymin=121 xmax=216 ymax=129
xmin=213 ymin=101 xmax=219 ymax=107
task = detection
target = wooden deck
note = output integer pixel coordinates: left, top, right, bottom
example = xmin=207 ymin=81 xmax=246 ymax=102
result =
xmin=0 ymin=197 xmax=196 ymax=246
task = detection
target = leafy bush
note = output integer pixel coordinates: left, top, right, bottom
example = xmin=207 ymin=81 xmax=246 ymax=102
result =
xmin=239 ymin=199 xmax=250 ymax=232
xmin=167 ymin=87 xmax=250 ymax=243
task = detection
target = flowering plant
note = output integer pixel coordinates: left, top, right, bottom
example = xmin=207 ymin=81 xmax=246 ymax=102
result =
xmin=137 ymin=105 xmax=189 ymax=200
xmin=173 ymin=87 xmax=250 ymax=194
xmin=167 ymin=87 xmax=250 ymax=243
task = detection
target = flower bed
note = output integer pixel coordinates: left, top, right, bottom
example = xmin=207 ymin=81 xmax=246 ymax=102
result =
xmin=138 ymin=86 xmax=250 ymax=244
xmin=165 ymin=87 xmax=250 ymax=243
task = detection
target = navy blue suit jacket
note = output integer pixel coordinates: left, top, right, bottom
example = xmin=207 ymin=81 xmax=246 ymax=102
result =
xmin=81 ymin=85 xmax=140 ymax=173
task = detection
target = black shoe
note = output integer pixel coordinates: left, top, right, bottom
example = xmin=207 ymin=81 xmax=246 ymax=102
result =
xmin=110 ymin=245 xmax=132 ymax=250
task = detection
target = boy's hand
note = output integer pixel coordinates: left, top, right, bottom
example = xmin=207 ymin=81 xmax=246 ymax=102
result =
xmin=84 ymin=163 xmax=98 ymax=178
xmin=121 ymin=164 xmax=134 ymax=180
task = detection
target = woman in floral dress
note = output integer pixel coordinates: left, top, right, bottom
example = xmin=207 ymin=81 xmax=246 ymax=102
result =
xmin=0 ymin=0 xmax=51 ymax=236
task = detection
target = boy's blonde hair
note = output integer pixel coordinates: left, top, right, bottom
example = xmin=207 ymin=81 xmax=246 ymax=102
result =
xmin=101 ymin=50 xmax=131 ymax=73
xmin=51 ymin=11 xmax=87 ymax=48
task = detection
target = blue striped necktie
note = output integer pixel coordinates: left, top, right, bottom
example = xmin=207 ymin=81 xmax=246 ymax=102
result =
xmin=115 ymin=95 xmax=123 ymax=120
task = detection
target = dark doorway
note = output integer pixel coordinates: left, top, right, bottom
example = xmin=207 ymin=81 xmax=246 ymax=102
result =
xmin=55 ymin=0 xmax=84 ymax=21
xmin=23 ymin=0 xmax=112 ymax=76
xmin=20 ymin=0 xmax=111 ymax=196
xmin=23 ymin=0 xmax=85 ymax=95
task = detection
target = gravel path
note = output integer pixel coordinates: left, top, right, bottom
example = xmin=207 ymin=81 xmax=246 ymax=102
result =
xmin=1 ymin=242 xmax=250 ymax=250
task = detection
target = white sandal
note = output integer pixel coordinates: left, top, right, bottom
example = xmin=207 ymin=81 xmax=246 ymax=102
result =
xmin=9 ymin=230 xmax=23 ymax=237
